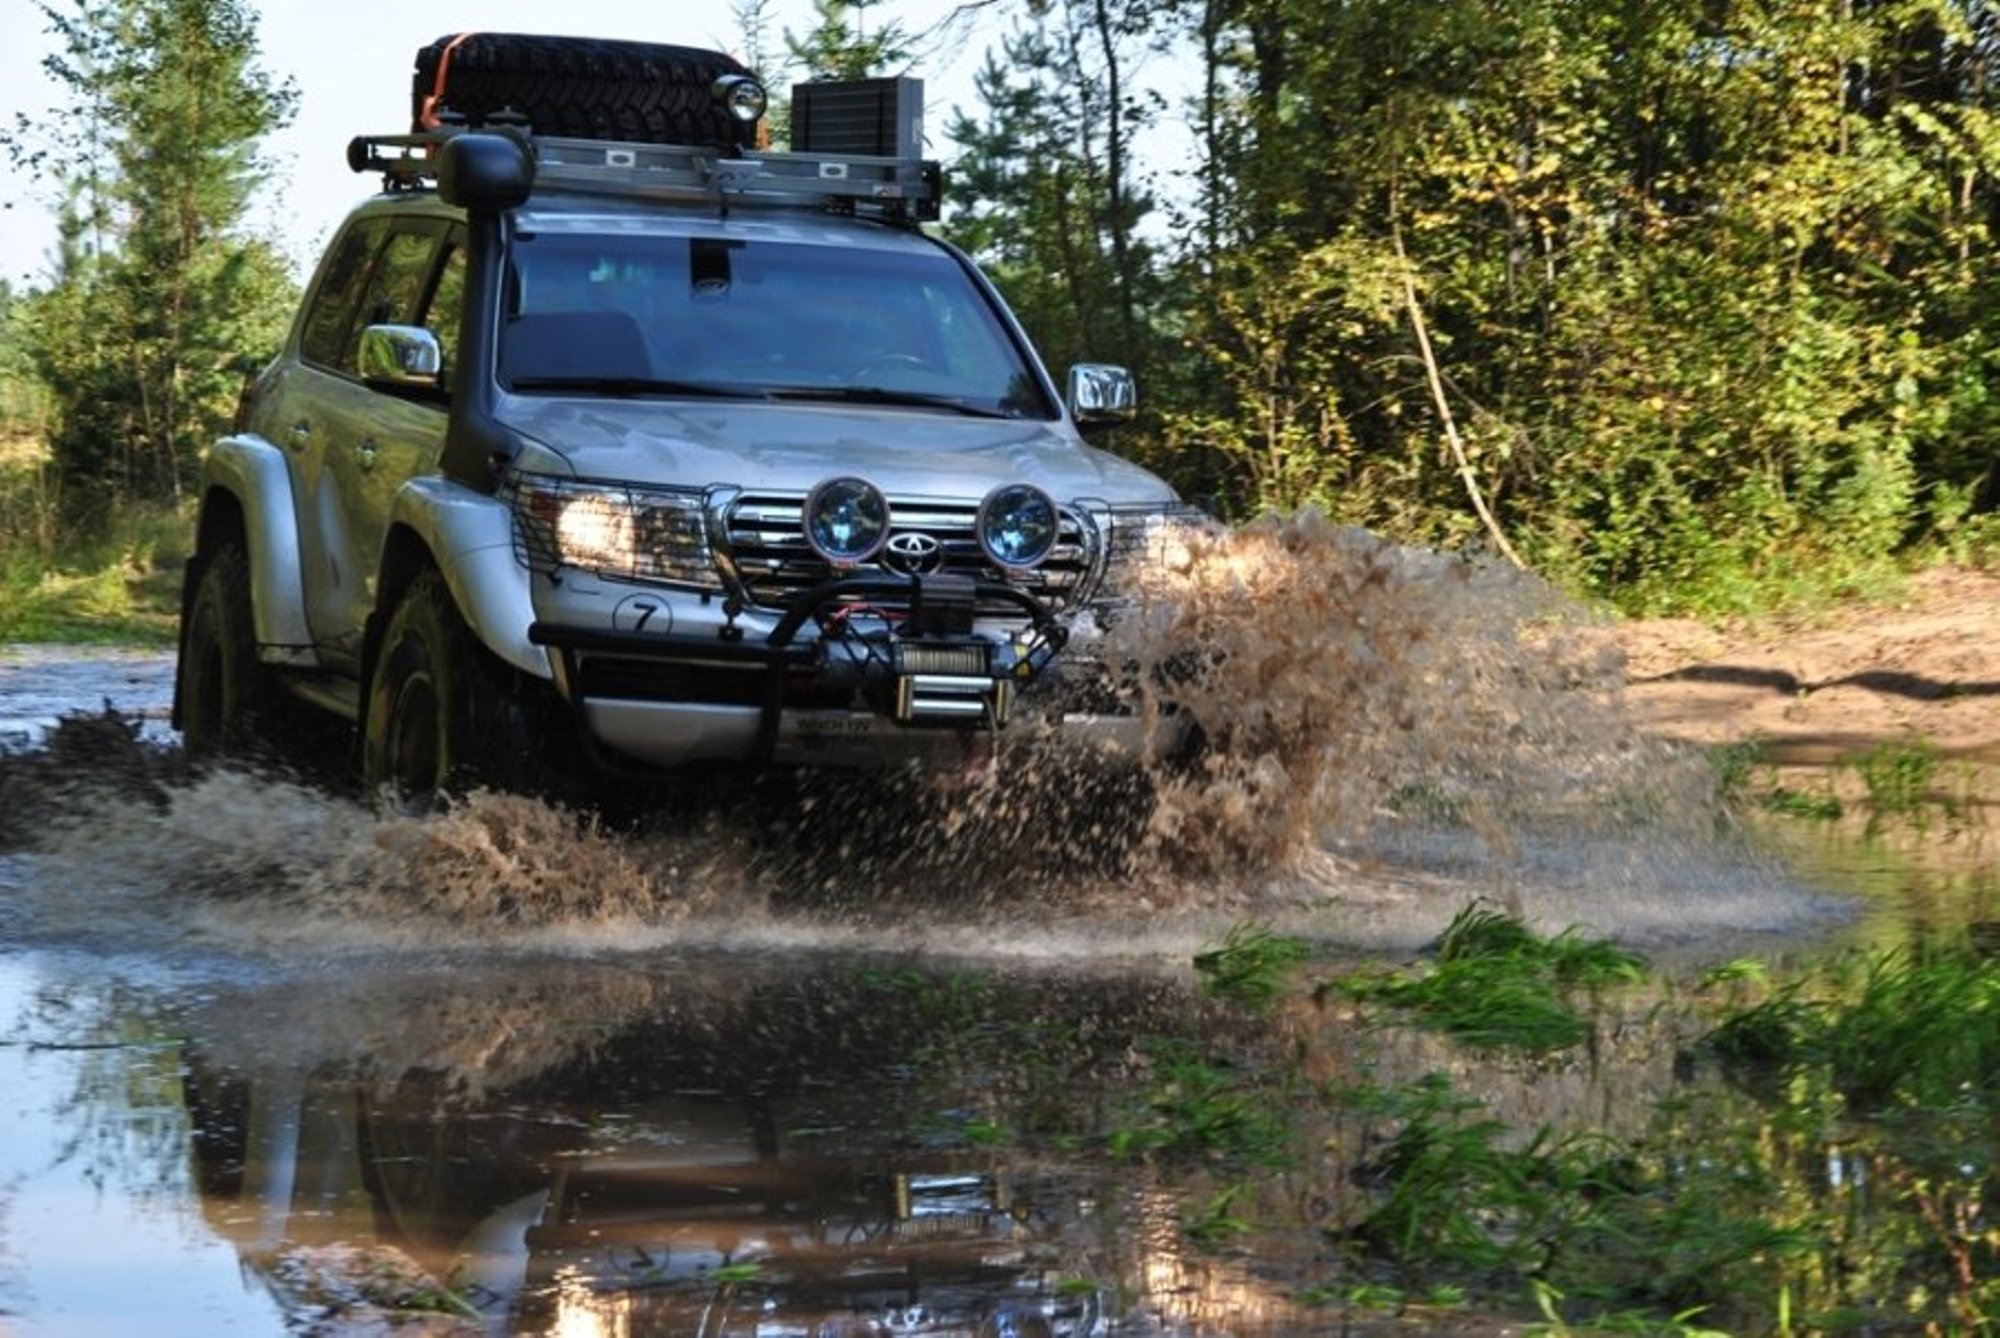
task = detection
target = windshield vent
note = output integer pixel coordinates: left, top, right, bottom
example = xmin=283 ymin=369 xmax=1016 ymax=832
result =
xmin=721 ymin=491 xmax=1097 ymax=614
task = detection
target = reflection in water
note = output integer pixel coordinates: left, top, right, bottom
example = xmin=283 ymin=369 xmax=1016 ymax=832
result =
xmin=1748 ymin=760 xmax=2000 ymax=949
xmin=154 ymin=956 xmax=1315 ymax=1334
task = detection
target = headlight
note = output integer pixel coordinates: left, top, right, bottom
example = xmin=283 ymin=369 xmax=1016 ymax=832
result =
xmin=712 ymin=75 xmax=768 ymax=124
xmin=976 ymin=484 xmax=1059 ymax=571
xmin=509 ymin=475 xmax=719 ymax=589
xmin=1090 ymin=503 xmax=1217 ymax=601
xmin=549 ymin=490 xmax=633 ymax=569
xmin=802 ymin=476 xmax=891 ymax=565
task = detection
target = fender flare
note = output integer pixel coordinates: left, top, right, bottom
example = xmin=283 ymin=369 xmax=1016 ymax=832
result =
xmin=380 ymin=477 xmax=553 ymax=682
xmin=198 ymin=435 xmax=315 ymax=664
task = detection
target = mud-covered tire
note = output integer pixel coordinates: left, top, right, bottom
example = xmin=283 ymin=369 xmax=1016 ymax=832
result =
xmin=176 ymin=541 xmax=278 ymax=759
xmin=412 ymin=33 xmax=758 ymax=149
xmin=362 ymin=569 xmax=562 ymax=806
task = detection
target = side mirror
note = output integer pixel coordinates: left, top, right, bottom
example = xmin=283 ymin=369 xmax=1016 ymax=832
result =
xmin=1068 ymin=363 xmax=1136 ymax=428
xmin=437 ymin=131 xmax=534 ymax=212
xmin=358 ymin=325 xmax=444 ymax=389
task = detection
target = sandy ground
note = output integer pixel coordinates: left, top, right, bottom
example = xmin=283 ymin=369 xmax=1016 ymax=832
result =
xmin=1614 ymin=566 xmax=2000 ymax=762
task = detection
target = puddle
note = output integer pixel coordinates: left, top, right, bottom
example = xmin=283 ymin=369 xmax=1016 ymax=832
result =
xmin=0 ymin=645 xmax=176 ymax=752
xmin=11 ymin=524 xmax=1984 ymax=1333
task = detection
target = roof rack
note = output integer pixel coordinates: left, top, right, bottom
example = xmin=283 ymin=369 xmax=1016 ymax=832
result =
xmin=346 ymin=128 xmax=942 ymax=224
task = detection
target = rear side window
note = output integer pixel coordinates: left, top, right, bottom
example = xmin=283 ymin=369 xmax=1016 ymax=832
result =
xmin=298 ymin=218 xmax=387 ymax=369
xmin=300 ymin=218 xmax=455 ymax=377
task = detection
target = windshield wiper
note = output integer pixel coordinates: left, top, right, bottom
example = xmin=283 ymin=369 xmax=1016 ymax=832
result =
xmin=765 ymin=386 xmax=1016 ymax=419
xmin=507 ymin=375 xmax=769 ymax=400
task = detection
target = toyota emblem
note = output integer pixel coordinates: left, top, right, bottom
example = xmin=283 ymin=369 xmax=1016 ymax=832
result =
xmin=883 ymin=531 xmax=945 ymax=575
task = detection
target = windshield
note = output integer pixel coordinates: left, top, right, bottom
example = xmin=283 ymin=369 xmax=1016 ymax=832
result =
xmin=499 ymin=231 xmax=1055 ymax=418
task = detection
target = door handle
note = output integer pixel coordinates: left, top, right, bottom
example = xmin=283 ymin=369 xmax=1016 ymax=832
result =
xmin=355 ymin=438 xmax=380 ymax=472
xmin=287 ymin=421 xmax=311 ymax=451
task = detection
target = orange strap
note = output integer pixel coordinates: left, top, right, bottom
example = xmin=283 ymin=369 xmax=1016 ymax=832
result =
xmin=416 ymin=31 xmax=480 ymax=131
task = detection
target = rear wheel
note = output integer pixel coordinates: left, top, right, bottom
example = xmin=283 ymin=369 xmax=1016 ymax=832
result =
xmin=362 ymin=569 xmax=559 ymax=806
xmin=176 ymin=541 xmax=277 ymax=759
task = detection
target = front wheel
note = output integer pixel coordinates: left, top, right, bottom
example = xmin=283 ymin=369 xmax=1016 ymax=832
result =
xmin=362 ymin=569 xmax=556 ymax=806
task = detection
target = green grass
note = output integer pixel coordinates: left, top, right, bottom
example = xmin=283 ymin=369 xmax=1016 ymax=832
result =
xmin=1760 ymin=787 xmax=1843 ymax=820
xmin=1324 ymin=903 xmax=1648 ymax=1052
xmin=1705 ymin=943 xmax=2000 ymax=1113
xmin=0 ymin=463 xmax=187 ymax=644
xmin=1108 ymin=1038 xmax=1295 ymax=1167
xmin=1852 ymin=738 xmax=1942 ymax=815
xmin=1192 ymin=922 xmax=1314 ymax=1011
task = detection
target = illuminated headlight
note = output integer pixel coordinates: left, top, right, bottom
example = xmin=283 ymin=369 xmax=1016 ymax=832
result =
xmin=509 ymin=475 xmax=720 ymax=589
xmin=802 ymin=476 xmax=891 ymax=565
xmin=976 ymin=484 xmax=1059 ymax=571
xmin=712 ymin=75 xmax=768 ymax=124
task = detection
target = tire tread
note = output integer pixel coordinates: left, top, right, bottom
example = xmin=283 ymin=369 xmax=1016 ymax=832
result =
xmin=412 ymin=33 xmax=757 ymax=148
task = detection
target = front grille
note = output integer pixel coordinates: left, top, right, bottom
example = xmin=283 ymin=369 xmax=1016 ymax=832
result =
xmin=721 ymin=491 xmax=1100 ymax=613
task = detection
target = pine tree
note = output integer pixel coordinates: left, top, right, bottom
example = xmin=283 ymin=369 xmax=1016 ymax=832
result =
xmin=786 ymin=0 xmax=912 ymax=80
xmin=4 ymin=0 xmax=295 ymax=522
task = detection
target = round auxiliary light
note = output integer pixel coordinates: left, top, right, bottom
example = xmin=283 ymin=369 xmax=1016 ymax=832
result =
xmin=802 ymin=477 xmax=891 ymax=566
xmin=712 ymin=75 xmax=769 ymax=125
xmin=976 ymin=484 xmax=1060 ymax=570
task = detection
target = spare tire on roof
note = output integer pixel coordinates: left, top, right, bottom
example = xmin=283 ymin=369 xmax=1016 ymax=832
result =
xmin=412 ymin=32 xmax=759 ymax=150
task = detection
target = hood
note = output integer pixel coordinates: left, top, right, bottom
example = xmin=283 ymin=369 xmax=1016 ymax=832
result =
xmin=497 ymin=398 xmax=1177 ymax=505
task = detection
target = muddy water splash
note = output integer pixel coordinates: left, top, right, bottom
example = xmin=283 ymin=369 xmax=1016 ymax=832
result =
xmin=1110 ymin=512 xmax=1692 ymax=871
xmin=7 ymin=518 xmax=1770 ymax=954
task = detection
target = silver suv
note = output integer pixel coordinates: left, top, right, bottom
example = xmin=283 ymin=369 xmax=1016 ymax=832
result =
xmin=173 ymin=36 xmax=1193 ymax=798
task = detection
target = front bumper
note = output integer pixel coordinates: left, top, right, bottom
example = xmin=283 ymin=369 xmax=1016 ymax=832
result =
xmin=530 ymin=571 xmax=1157 ymax=770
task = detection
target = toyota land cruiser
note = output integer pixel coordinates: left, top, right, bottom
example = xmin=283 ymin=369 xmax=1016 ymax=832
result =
xmin=172 ymin=34 xmax=1198 ymax=799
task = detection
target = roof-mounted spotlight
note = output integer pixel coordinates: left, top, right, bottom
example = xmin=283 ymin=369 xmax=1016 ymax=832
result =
xmin=712 ymin=74 xmax=768 ymax=125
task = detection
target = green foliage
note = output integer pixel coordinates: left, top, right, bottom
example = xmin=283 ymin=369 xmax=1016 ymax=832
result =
xmin=1336 ymin=1073 xmax=1814 ymax=1324
xmin=0 ymin=286 xmax=50 ymax=438
xmin=1327 ymin=903 xmax=1647 ymax=1052
xmin=1707 ymin=740 xmax=1844 ymax=820
xmin=1695 ymin=944 xmax=2000 ymax=1327
xmin=0 ymin=483 xmax=185 ymax=644
xmin=946 ymin=0 xmax=2000 ymax=613
xmin=1191 ymin=922 xmax=1312 ymax=1010
xmin=785 ymin=0 xmax=909 ymax=80
xmin=1108 ymin=1039 xmax=1292 ymax=1167
xmin=1704 ymin=740 xmax=1767 ymax=803
xmin=1706 ymin=944 xmax=2000 ymax=1114
xmin=3 ymin=0 xmax=297 ymax=526
xmin=1853 ymin=738 xmax=1943 ymax=815
xmin=1761 ymin=787 xmax=1844 ymax=822
xmin=941 ymin=0 xmax=1172 ymax=482
xmin=1182 ymin=1181 xmax=1252 ymax=1247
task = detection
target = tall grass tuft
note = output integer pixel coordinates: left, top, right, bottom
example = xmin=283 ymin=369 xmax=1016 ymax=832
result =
xmin=1327 ymin=902 xmax=1647 ymax=1052
xmin=1192 ymin=922 xmax=1314 ymax=1011
xmin=1709 ymin=944 xmax=2000 ymax=1113
xmin=1852 ymin=738 xmax=1941 ymax=815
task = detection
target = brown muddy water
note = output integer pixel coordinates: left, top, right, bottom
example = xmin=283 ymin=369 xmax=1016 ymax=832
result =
xmin=0 ymin=522 xmax=1973 ymax=1336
